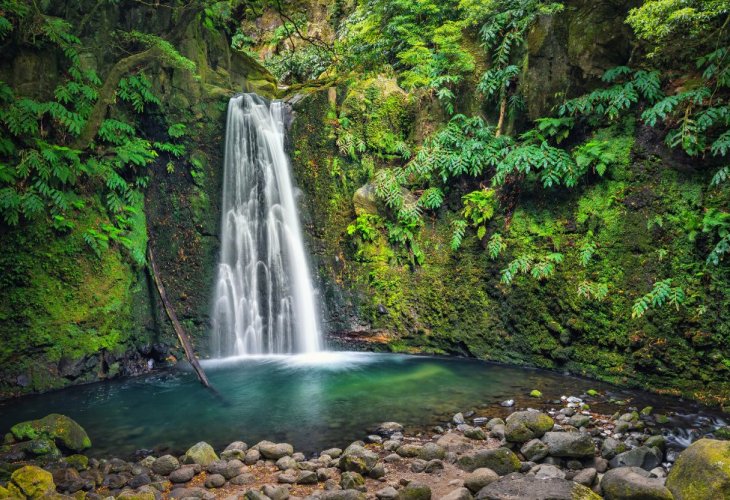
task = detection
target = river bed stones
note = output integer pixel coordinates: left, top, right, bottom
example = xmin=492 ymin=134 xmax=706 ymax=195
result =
xmin=541 ymin=432 xmax=596 ymax=458
xmin=184 ymin=442 xmax=218 ymax=466
xmin=477 ymin=474 xmax=601 ymax=499
xmin=601 ymin=467 xmax=672 ymax=499
xmin=256 ymin=441 xmax=294 ymax=460
xmin=505 ymin=411 xmax=554 ymax=443
xmin=151 ymin=454 xmax=179 ymax=475
xmin=464 ymin=467 xmax=499 ymax=493
xmin=457 ymin=447 xmax=521 ymax=474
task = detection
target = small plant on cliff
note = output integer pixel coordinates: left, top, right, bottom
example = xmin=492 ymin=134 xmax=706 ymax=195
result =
xmin=631 ymin=278 xmax=686 ymax=319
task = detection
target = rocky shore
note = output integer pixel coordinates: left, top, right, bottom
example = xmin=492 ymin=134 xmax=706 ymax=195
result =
xmin=2 ymin=394 xmax=729 ymax=499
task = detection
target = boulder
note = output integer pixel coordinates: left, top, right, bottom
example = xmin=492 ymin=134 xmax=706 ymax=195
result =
xmin=520 ymin=439 xmax=549 ymax=462
xmin=297 ymin=470 xmax=318 ymax=484
xmin=7 ymin=465 xmax=56 ymax=499
xmin=601 ymin=437 xmax=627 ymax=459
xmin=442 ymin=487 xmax=473 ymax=500
xmin=475 ymin=474 xmax=600 ymax=499
xmin=152 ymin=455 xmax=180 ymax=475
xmin=609 ymin=446 xmax=663 ymax=471
xmin=339 ymin=444 xmax=379 ymax=474
xmin=397 ymin=480 xmax=432 ymax=499
xmin=341 ymin=471 xmax=365 ymax=490
xmin=418 ymin=442 xmax=446 ymax=460
xmin=11 ymin=414 xmax=91 ymax=451
xmin=602 ymin=466 xmax=672 ymax=500
xmin=353 ymin=183 xmax=379 ymax=216
xmin=376 ymin=486 xmax=399 ymax=499
xmin=262 ymin=484 xmax=290 ymax=500
xmin=464 ymin=468 xmax=499 ymax=493
xmin=541 ymin=432 xmax=595 ymax=458
xmin=666 ymin=438 xmax=730 ymax=499
xmin=457 ymin=448 xmax=521 ymax=475
xmin=184 ymin=442 xmax=219 ymax=467
xmin=204 ymin=473 xmax=226 ymax=488
xmin=533 ymin=464 xmax=565 ymax=480
xmin=465 ymin=428 xmax=487 ymax=440
xmin=169 ymin=465 xmax=196 ymax=483
xmin=257 ymin=441 xmax=294 ymax=460
xmin=505 ymin=411 xmax=554 ymax=443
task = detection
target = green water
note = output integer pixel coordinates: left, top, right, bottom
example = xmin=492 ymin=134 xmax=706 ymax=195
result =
xmin=0 ymin=353 xmax=722 ymax=458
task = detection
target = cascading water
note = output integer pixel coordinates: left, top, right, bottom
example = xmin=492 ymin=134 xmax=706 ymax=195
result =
xmin=211 ymin=94 xmax=322 ymax=357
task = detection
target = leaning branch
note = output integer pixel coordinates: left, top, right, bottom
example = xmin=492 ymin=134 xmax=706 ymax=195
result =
xmin=147 ymin=244 xmax=211 ymax=388
xmin=72 ymin=47 xmax=162 ymax=150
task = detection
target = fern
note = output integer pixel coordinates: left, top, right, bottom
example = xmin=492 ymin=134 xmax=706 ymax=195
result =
xmin=631 ymin=278 xmax=685 ymax=318
xmin=451 ymin=219 xmax=467 ymax=250
xmin=487 ymin=233 xmax=505 ymax=260
xmin=578 ymin=237 xmax=597 ymax=266
xmin=577 ymin=281 xmax=609 ymax=301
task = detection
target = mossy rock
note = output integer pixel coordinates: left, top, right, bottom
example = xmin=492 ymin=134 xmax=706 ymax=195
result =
xmin=63 ymin=454 xmax=89 ymax=470
xmin=666 ymin=438 xmax=730 ymax=499
xmin=505 ymin=411 xmax=555 ymax=442
xmin=183 ymin=441 xmax=219 ymax=467
xmin=11 ymin=414 xmax=91 ymax=452
xmin=7 ymin=465 xmax=55 ymax=499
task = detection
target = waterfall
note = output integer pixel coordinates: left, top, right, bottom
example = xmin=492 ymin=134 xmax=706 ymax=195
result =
xmin=211 ymin=94 xmax=322 ymax=357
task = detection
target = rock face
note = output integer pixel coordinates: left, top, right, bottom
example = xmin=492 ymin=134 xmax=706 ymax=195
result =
xmin=666 ymin=438 xmax=730 ymax=499
xmin=541 ymin=432 xmax=595 ymax=458
xmin=601 ymin=467 xmax=673 ymax=500
xmin=10 ymin=414 xmax=91 ymax=451
xmin=505 ymin=411 xmax=554 ymax=442
xmin=457 ymin=448 xmax=521 ymax=475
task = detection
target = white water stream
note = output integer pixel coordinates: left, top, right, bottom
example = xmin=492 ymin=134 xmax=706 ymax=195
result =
xmin=211 ymin=94 xmax=322 ymax=356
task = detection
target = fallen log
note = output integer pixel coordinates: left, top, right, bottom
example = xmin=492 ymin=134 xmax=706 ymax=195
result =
xmin=147 ymin=245 xmax=211 ymax=388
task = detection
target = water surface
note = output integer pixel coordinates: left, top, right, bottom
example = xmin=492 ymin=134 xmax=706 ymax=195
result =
xmin=0 ymin=353 xmax=724 ymax=458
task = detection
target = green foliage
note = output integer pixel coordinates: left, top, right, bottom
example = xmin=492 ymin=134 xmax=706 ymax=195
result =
xmin=123 ymin=31 xmax=197 ymax=73
xmin=347 ymin=213 xmax=382 ymax=242
xmin=703 ymin=208 xmax=730 ymax=265
xmin=461 ymin=188 xmax=497 ymax=240
xmin=500 ymin=252 xmax=563 ymax=284
xmin=577 ymin=280 xmax=609 ymax=301
xmin=579 ymin=236 xmax=598 ymax=266
xmin=631 ymin=278 xmax=686 ymax=318
xmin=487 ymin=232 xmax=505 ymax=259
xmin=117 ymin=74 xmax=160 ymax=113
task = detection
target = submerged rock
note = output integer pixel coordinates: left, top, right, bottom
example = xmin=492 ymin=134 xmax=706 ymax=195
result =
xmin=11 ymin=414 xmax=91 ymax=452
xmin=666 ymin=438 xmax=730 ymax=499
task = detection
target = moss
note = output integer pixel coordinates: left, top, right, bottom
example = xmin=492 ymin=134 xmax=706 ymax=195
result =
xmin=666 ymin=439 xmax=730 ymax=499
xmin=8 ymin=466 xmax=55 ymax=499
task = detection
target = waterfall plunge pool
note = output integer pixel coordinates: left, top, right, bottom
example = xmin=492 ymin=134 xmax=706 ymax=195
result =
xmin=0 ymin=352 xmax=725 ymax=458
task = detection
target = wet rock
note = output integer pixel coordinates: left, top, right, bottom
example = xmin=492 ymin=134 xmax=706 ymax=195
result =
xmin=454 ymin=413 xmax=466 ymax=425
xmin=258 ymin=441 xmax=294 ymax=460
xmin=398 ymin=480 xmax=432 ymax=499
xmin=568 ymin=415 xmax=591 ymax=428
xmin=520 ymin=439 xmax=549 ymax=462
xmin=205 ymin=473 xmax=226 ymax=488
xmin=666 ymin=438 xmax=730 ymax=499
xmin=609 ymin=446 xmax=663 ymax=471
xmin=500 ymin=400 xmax=515 ymax=408
xmin=601 ymin=467 xmax=672 ymax=500
xmin=505 ymin=411 xmax=555 ymax=443
xmin=341 ymin=471 xmax=365 ymax=490
xmin=644 ymin=435 xmax=666 ymax=451
xmin=475 ymin=474 xmax=600 ymax=499
xmin=464 ymin=468 xmax=499 ymax=493
xmin=541 ymin=432 xmax=595 ymax=458
xmin=103 ymin=472 xmax=130 ymax=489
xmin=169 ymin=465 xmax=196 ymax=483
xmin=457 ymin=448 xmax=521 ymax=475
xmin=367 ymin=435 xmax=384 ymax=444
xmin=375 ymin=422 xmax=404 ymax=437
xmin=442 ymin=487 xmax=473 ymax=500
xmin=184 ymin=442 xmax=219 ymax=467
xmin=486 ymin=419 xmax=505 ymax=430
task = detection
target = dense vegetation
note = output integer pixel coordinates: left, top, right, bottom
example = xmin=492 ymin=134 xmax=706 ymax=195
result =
xmin=1 ymin=0 xmax=729 ymax=404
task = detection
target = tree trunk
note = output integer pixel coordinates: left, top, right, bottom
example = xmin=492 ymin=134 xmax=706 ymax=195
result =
xmin=495 ymin=94 xmax=507 ymax=137
xmin=147 ymin=245 xmax=211 ymax=388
